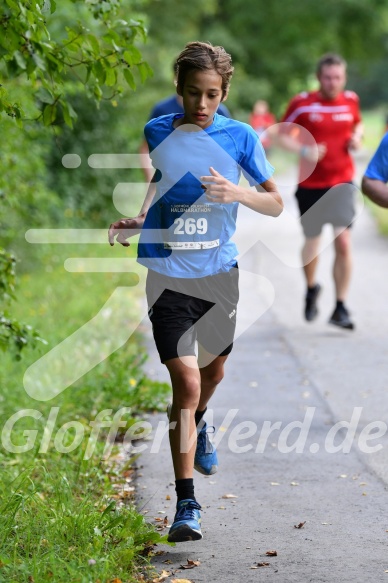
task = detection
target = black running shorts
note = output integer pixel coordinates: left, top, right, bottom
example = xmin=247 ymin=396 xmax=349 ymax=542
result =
xmin=295 ymin=183 xmax=356 ymax=238
xmin=146 ymin=265 xmax=239 ymax=363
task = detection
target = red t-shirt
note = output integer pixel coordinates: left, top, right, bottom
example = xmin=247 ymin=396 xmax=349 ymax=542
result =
xmin=281 ymin=90 xmax=362 ymax=188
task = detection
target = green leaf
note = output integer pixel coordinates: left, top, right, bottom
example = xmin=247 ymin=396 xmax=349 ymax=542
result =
xmin=13 ymin=51 xmax=26 ymax=70
xmin=93 ymin=84 xmax=102 ymax=100
xmin=33 ymin=53 xmax=47 ymax=71
xmin=105 ymin=67 xmax=116 ymax=87
xmin=43 ymin=103 xmax=57 ymax=126
xmin=61 ymin=101 xmax=73 ymax=128
xmin=35 ymin=87 xmax=55 ymax=104
xmin=123 ymin=46 xmax=142 ymax=66
xmin=85 ymin=64 xmax=92 ymax=83
xmin=93 ymin=60 xmax=106 ymax=84
xmin=5 ymin=0 xmax=18 ymax=9
xmin=87 ymin=34 xmax=100 ymax=56
xmin=103 ymin=29 xmax=122 ymax=47
xmin=26 ymin=57 xmax=36 ymax=76
xmin=137 ymin=61 xmax=153 ymax=84
xmin=123 ymin=68 xmax=136 ymax=90
xmin=100 ymin=501 xmax=116 ymax=518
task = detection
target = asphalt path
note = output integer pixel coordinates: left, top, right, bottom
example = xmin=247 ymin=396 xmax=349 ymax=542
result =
xmin=136 ymin=152 xmax=388 ymax=583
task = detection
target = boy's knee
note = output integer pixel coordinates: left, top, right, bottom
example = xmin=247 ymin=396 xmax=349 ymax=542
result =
xmin=172 ymin=375 xmax=201 ymax=408
xmin=202 ymin=368 xmax=224 ymax=387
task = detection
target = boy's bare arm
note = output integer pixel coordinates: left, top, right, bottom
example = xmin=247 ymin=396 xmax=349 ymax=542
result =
xmin=108 ymin=176 xmax=157 ymax=246
xmin=200 ymin=167 xmax=283 ymax=217
xmin=361 ymin=175 xmax=388 ymax=208
xmin=139 ymin=139 xmax=154 ymax=183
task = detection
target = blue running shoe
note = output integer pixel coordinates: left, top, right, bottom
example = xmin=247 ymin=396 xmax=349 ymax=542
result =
xmin=166 ymin=405 xmax=218 ymax=475
xmin=194 ymin=422 xmax=218 ymax=476
xmin=167 ymin=499 xmax=202 ymax=542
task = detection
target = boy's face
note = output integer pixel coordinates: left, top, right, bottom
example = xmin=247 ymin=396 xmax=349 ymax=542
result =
xmin=178 ymin=69 xmax=225 ymax=129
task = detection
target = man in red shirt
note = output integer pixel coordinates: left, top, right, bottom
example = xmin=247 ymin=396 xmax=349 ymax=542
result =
xmin=280 ymin=53 xmax=363 ymax=329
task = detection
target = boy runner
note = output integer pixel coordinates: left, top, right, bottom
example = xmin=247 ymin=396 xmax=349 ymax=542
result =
xmin=109 ymin=41 xmax=283 ymax=542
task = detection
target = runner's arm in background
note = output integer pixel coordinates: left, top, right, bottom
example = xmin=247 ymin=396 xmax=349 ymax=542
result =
xmin=276 ymin=130 xmax=327 ymax=163
xmin=348 ymin=121 xmax=364 ymax=150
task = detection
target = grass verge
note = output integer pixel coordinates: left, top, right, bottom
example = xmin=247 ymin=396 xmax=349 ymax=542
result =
xmin=0 ymin=239 xmax=171 ymax=582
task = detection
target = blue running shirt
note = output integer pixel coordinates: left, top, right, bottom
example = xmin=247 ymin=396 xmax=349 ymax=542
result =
xmin=137 ymin=113 xmax=274 ymax=278
xmin=364 ymin=133 xmax=388 ymax=183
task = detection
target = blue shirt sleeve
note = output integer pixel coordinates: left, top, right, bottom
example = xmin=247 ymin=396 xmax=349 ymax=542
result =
xmin=238 ymin=124 xmax=274 ymax=185
xmin=364 ymin=133 xmax=388 ymax=183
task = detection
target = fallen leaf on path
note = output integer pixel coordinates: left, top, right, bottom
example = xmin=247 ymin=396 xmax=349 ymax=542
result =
xmin=154 ymin=516 xmax=170 ymax=531
xmin=266 ymin=550 xmax=278 ymax=556
xmin=270 ymin=482 xmax=280 ymax=486
xmin=294 ymin=522 xmax=306 ymax=529
xmin=218 ymin=506 xmax=226 ymax=509
xmin=180 ymin=559 xmax=200 ymax=569
xmin=152 ymin=570 xmax=171 ymax=582
xmin=166 ymin=495 xmax=171 ymax=500
xmin=162 ymin=559 xmax=173 ymax=564
xmin=171 ymin=580 xmax=193 ymax=583
xmin=222 ymin=494 xmax=238 ymax=499
xmin=290 ymin=482 xmax=299 ymax=486
xmin=251 ymin=562 xmax=270 ymax=568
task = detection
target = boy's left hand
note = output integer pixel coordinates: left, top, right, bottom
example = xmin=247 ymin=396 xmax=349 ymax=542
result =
xmin=200 ymin=167 xmax=240 ymax=204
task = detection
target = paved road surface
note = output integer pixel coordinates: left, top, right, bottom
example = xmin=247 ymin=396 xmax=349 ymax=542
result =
xmin=136 ymin=152 xmax=388 ymax=583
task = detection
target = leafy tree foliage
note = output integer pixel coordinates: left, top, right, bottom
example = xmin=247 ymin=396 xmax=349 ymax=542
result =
xmin=0 ymin=0 xmax=151 ymax=355
xmin=0 ymin=0 xmax=152 ymax=126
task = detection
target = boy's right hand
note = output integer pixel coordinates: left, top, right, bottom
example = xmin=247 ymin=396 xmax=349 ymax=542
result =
xmin=108 ymin=212 xmax=146 ymax=247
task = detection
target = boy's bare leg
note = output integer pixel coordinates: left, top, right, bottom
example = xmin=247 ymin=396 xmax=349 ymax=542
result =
xmin=198 ymin=348 xmax=228 ymax=412
xmin=165 ymin=356 xmax=201 ymax=480
xmin=165 ymin=351 xmax=227 ymax=479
